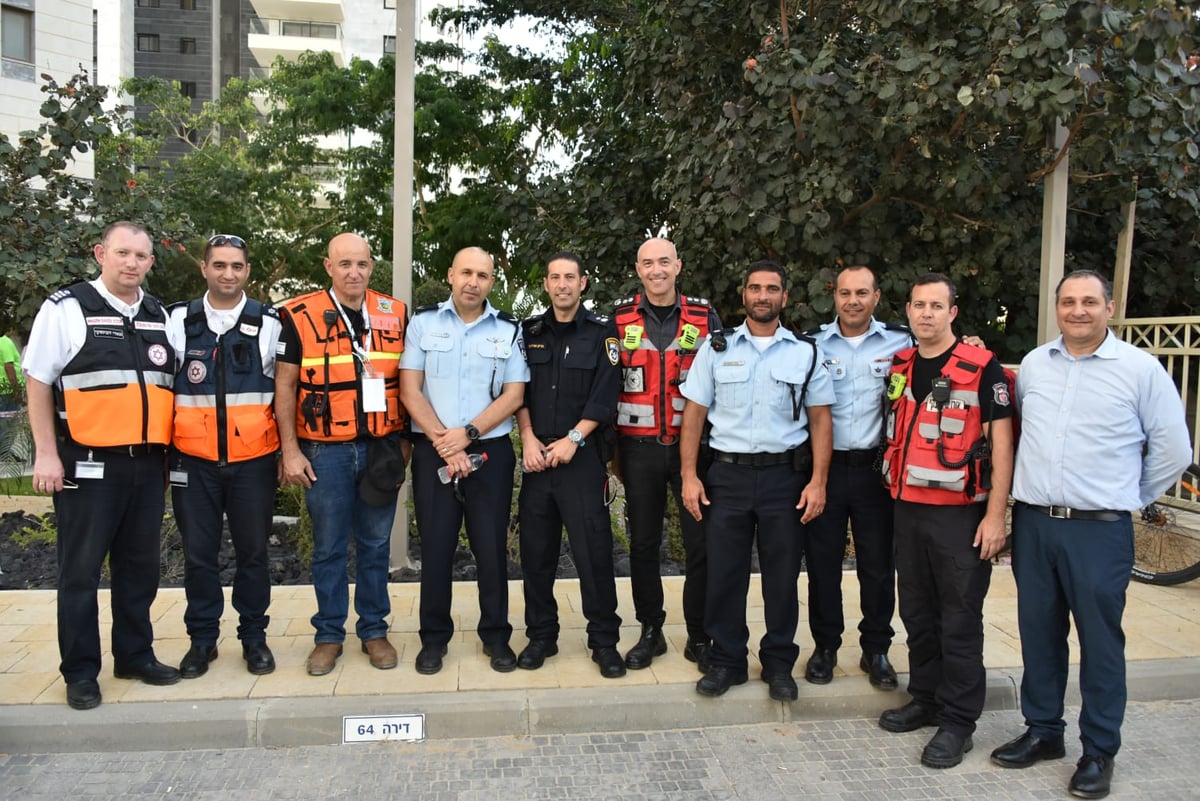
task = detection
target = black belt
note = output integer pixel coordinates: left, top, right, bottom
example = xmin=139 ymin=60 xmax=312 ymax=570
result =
xmin=619 ymin=434 xmax=677 ymax=445
xmin=1017 ymin=501 xmax=1126 ymax=522
xmin=832 ymin=448 xmax=878 ymax=468
xmin=712 ymin=449 xmax=793 ymax=467
xmin=66 ymin=443 xmax=165 ymax=458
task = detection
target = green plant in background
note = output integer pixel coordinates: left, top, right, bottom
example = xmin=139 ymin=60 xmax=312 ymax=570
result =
xmin=0 ymin=409 xmax=32 ymax=494
xmin=10 ymin=513 xmax=55 ymax=548
xmin=275 ymin=483 xmax=314 ymax=570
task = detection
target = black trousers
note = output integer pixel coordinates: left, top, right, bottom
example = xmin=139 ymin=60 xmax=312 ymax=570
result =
xmin=704 ymin=461 xmax=808 ymax=676
xmin=893 ymin=499 xmax=992 ymax=737
xmin=170 ymin=450 xmax=275 ymax=646
xmin=805 ymin=457 xmax=895 ymax=653
xmin=55 ymin=443 xmax=165 ymax=682
xmin=518 ymin=445 xmax=621 ymax=648
xmin=618 ymin=436 xmax=708 ymax=640
xmin=412 ymin=436 xmax=515 ymax=647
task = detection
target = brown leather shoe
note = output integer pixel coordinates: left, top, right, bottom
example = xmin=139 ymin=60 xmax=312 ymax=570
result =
xmin=361 ymin=637 xmax=398 ymax=670
xmin=306 ymin=643 xmax=344 ymax=676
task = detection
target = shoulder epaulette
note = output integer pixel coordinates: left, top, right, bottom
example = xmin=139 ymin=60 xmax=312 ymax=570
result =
xmin=683 ymin=295 xmax=710 ymax=307
xmin=166 ymin=300 xmax=189 ymax=314
xmin=261 ymin=305 xmax=280 ymax=321
xmin=48 ymin=288 xmax=74 ymax=304
xmin=884 ymin=321 xmax=912 ymax=334
xmin=414 ymin=303 xmax=439 ymax=315
xmin=497 ymin=309 xmax=518 ymax=324
xmin=795 ymin=331 xmax=817 ymax=345
xmin=802 ymin=323 xmax=826 ymax=338
xmin=613 ymin=296 xmax=636 ymax=308
xmin=586 ymin=311 xmax=610 ymax=325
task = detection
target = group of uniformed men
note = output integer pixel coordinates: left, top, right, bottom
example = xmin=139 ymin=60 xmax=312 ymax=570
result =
xmin=24 ymin=222 xmax=1190 ymax=799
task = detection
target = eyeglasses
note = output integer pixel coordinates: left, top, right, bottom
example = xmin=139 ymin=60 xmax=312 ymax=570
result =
xmin=208 ymin=234 xmax=247 ymax=250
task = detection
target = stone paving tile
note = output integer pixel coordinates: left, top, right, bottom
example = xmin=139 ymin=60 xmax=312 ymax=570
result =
xmin=1 ymin=701 xmax=1197 ymax=800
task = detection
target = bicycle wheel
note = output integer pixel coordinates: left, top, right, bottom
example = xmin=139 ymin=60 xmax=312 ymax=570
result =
xmin=1131 ymin=463 xmax=1200 ymax=586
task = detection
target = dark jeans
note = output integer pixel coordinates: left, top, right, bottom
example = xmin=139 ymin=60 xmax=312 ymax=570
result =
xmin=55 ymin=443 xmax=165 ymax=682
xmin=704 ymin=461 xmax=808 ymax=676
xmin=618 ymin=436 xmax=708 ymax=639
xmin=171 ymin=450 xmax=275 ymax=646
xmin=1012 ymin=503 xmax=1133 ymax=758
xmin=805 ymin=457 xmax=895 ymax=653
xmin=518 ymin=446 xmax=621 ymax=649
xmin=412 ymin=436 xmax=515 ymax=647
xmin=894 ymin=500 xmax=991 ymax=737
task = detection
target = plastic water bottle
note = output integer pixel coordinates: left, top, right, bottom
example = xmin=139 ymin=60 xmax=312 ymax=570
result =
xmin=437 ymin=452 xmax=488 ymax=484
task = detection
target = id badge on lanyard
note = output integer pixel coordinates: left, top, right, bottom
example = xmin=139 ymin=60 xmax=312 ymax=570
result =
xmin=331 ymin=290 xmax=387 ymax=413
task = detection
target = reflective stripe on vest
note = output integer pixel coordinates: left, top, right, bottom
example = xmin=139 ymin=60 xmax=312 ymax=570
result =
xmin=881 ymin=342 xmax=991 ymax=505
xmin=283 ymin=289 xmax=407 ymax=442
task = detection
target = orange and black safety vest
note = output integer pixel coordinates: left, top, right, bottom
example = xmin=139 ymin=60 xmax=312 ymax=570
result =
xmin=882 ymin=341 xmax=993 ymax=505
xmin=613 ymin=294 xmax=712 ymax=441
xmin=282 ymin=288 xmax=407 ymax=442
xmin=52 ymin=282 xmax=175 ymax=448
xmin=171 ymin=298 xmax=279 ymax=464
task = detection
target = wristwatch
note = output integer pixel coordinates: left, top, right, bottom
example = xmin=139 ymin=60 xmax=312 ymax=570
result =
xmin=567 ymin=428 xmax=585 ymax=446
xmin=465 ymin=424 xmax=480 ymax=441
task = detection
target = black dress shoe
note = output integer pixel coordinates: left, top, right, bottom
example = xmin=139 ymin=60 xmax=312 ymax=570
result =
xmin=415 ymin=643 xmax=448 ymax=675
xmin=623 ymin=624 xmax=667 ymax=669
xmin=483 ymin=643 xmax=517 ymax=673
xmin=762 ymin=672 xmax=798 ymax=702
xmin=242 ymin=641 xmax=276 ymax=675
xmin=1069 ymin=755 xmax=1114 ymax=799
xmin=990 ymin=730 xmax=1066 ymax=768
xmin=683 ymin=639 xmax=711 ymax=672
xmin=517 ymin=639 xmax=558 ymax=670
xmin=921 ymin=728 xmax=974 ymax=769
xmin=879 ymin=700 xmax=940 ymax=732
xmin=66 ymin=679 xmax=101 ymax=710
xmin=179 ymin=644 xmax=218 ymax=679
xmin=860 ymin=652 xmax=898 ymax=690
xmin=114 ymin=659 xmax=182 ymax=686
xmin=804 ymin=647 xmax=836 ymax=685
xmin=592 ymin=647 xmax=627 ymax=679
xmin=695 ymin=666 xmax=748 ymax=697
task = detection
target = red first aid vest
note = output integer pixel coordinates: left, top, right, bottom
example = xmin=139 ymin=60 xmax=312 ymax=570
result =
xmin=282 ymin=289 xmax=407 ymax=442
xmin=614 ymin=294 xmax=712 ymax=441
xmin=882 ymin=341 xmax=993 ymax=505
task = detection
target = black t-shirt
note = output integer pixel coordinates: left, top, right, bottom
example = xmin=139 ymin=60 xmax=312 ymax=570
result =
xmin=911 ymin=342 xmax=1013 ymax=422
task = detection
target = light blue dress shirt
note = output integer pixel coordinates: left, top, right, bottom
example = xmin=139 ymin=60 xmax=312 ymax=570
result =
xmin=680 ymin=322 xmax=835 ymax=454
xmin=400 ymin=299 xmax=530 ymax=437
xmin=810 ymin=317 xmax=913 ymax=451
xmin=1012 ymin=331 xmax=1192 ymax=511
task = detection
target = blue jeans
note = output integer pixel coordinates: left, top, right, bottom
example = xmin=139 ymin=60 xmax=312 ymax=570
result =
xmin=302 ymin=438 xmax=396 ymax=643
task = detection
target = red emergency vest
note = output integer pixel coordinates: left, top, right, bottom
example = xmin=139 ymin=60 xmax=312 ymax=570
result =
xmin=882 ymin=341 xmax=993 ymax=505
xmin=282 ymin=289 xmax=407 ymax=442
xmin=614 ymin=294 xmax=712 ymax=440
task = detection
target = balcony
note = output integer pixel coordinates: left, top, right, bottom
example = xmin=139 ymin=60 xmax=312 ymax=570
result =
xmin=247 ymin=0 xmax=343 ymax=23
xmin=248 ymin=17 xmax=345 ymax=67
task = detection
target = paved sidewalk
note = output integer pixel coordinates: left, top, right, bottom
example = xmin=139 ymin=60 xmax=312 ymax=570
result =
xmin=2 ymin=568 xmax=1198 ymax=754
xmin=2 ymin=700 xmax=1198 ymax=799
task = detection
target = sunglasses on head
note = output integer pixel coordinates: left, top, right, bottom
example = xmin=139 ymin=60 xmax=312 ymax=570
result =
xmin=208 ymin=234 xmax=247 ymax=250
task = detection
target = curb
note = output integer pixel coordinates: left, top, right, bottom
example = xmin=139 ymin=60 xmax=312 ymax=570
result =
xmin=3 ymin=657 xmax=1196 ymax=754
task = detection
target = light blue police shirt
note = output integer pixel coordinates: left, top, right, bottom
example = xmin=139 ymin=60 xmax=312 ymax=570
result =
xmin=680 ymin=322 xmax=835 ymax=454
xmin=400 ymin=298 xmax=530 ymax=437
xmin=1012 ymin=331 xmax=1192 ymax=511
xmin=810 ymin=317 xmax=913 ymax=451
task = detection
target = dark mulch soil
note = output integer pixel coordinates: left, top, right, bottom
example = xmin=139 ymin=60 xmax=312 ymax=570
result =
xmin=0 ymin=509 xmax=683 ymax=591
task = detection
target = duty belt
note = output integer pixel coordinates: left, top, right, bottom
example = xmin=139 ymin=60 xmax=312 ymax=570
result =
xmin=1017 ymin=501 xmax=1126 ymax=522
xmin=831 ymin=448 xmax=879 ymax=468
xmin=712 ymin=448 xmax=793 ymax=467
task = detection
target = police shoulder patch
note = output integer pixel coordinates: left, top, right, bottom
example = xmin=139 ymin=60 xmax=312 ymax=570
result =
xmin=606 ymin=337 xmax=620 ymax=365
xmin=992 ymin=381 xmax=1011 ymax=406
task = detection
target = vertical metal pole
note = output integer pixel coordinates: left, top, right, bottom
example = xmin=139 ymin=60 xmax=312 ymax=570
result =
xmin=389 ymin=0 xmax=417 ymax=571
xmin=1037 ymin=122 xmax=1070 ymax=344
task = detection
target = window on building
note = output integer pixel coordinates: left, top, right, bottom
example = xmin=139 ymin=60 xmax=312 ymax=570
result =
xmin=383 ymin=0 xmax=395 ymax=7
xmin=180 ymin=37 xmax=196 ymax=54
xmin=280 ymin=20 xmax=336 ymax=39
xmin=179 ymin=81 xmax=197 ymax=98
xmin=136 ymin=33 xmax=160 ymax=52
xmin=179 ymin=0 xmax=195 ymax=9
xmin=382 ymin=35 xmax=395 ymax=55
xmin=136 ymin=0 xmax=160 ymax=7
xmin=1 ymin=4 xmax=35 ymax=64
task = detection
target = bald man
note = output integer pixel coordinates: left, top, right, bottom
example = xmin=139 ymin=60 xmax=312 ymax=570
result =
xmin=400 ymin=247 xmax=528 ymax=674
xmin=277 ymin=233 xmax=409 ymax=676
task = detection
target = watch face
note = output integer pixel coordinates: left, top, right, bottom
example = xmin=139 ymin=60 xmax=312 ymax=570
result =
xmin=568 ymin=429 xmax=582 ymax=443
xmin=466 ymin=424 xmax=479 ymax=440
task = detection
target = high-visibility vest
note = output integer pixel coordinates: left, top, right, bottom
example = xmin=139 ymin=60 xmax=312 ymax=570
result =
xmin=171 ymin=298 xmax=280 ymax=463
xmin=882 ymin=341 xmax=993 ymax=505
xmin=52 ymin=282 xmax=175 ymax=447
xmin=613 ymin=294 xmax=712 ymax=440
xmin=282 ymin=288 xmax=407 ymax=441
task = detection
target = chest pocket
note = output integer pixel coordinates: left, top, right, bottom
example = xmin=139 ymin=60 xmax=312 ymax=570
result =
xmin=420 ymin=333 xmax=454 ymax=378
xmin=714 ymin=363 xmax=751 ymax=408
xmin=524 ymin=345 xmax=552 ymax=367
xmin=770 ymin=365 xmax=810 ymax=413
xmin=476 ymin=339 xmax=514 ymax=395
xmin=870 ymin=359 xmax=891 ymax=379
